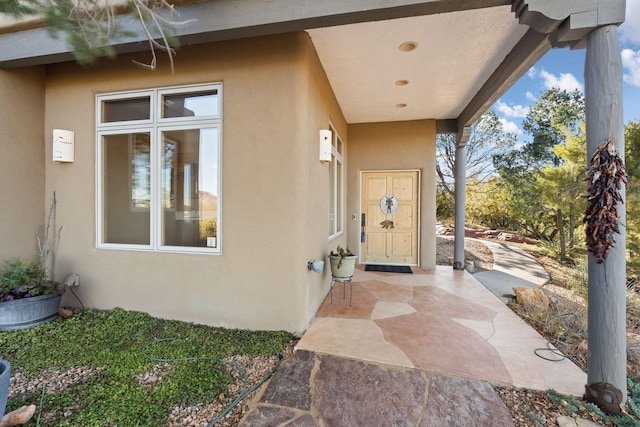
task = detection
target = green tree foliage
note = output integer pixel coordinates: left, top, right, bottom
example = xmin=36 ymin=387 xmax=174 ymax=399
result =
xmin=466 ymin=177 xmax=519 ymax=230
xmin=0 ymin=0 xmax=35 ymax=16
xmin=521 ymin=88 xmax=584 ymax=168
xmin=494 ymin=88 xmax=585 ymax=243
xmin=626 ymin=120 xmax=640 ymax=284
xmin=0 ymin=0 xmax=185 ymax=70
xmin=536 ymin=124 xmax=587 ymax=260
xmin=435 ymin=186 xmax=454 ymax=221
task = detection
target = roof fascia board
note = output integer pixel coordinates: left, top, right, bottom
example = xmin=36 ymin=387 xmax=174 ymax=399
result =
xmin=457 ymin=28 xmax=551 ymax=128
xmin=513 ymin=0 xmax=625 ymax=46
xmin=0 ymin=0 xmax=511 ymax=68
xmin=456 ymin=0 xmax=625 ymax=131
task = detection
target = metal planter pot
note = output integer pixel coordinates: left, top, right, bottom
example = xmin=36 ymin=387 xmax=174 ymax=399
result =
xmin=329 ymin=255 xmax=357 ymax=278
xmin=0 ymin=359 xmax=9 ymax=417
xmin=0 ymin=293 xmax=62 ymax=331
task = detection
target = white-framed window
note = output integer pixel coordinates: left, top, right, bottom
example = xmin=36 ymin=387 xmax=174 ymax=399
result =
xmin=96 ymin=83 xmax=222 ymax=253
xmin=329 ymin=123 xmax=344 ymax=239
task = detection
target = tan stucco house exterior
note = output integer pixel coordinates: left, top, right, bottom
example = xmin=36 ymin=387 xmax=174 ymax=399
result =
xmin=0 ymin=1 xmax=627 ymax=338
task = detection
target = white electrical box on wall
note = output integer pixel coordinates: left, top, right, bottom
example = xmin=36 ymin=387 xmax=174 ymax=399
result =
xmin=53 ymin=129 xmax=75 ymax=162
xmin=319 ymin=129 xmax=332 ymax=163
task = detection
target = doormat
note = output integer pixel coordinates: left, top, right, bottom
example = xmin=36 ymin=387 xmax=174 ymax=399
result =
xmin=365 ymin=265 xmax=413 ymax=274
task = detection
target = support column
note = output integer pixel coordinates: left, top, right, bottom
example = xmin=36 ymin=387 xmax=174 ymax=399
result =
xmin=585 ymin=25 xmax=627 ymax=405
xmin=453 ymin=127 xmax=471 ymax=270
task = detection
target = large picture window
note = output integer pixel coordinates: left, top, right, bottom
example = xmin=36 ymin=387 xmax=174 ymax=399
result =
xmin=97 ymin=84 xmax=222 ymax=253
xmin=329 ymin=124 xmax=344 ymax=239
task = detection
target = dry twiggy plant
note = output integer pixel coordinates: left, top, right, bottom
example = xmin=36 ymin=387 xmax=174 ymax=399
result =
xmin=13 ymin=0 xmax=196 ymax=72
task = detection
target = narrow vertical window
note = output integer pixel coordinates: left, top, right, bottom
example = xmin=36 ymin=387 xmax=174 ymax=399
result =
xmin=329 ymin=125 xmax=344 ymax=239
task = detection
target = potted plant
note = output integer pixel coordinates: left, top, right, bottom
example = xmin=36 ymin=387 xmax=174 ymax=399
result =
xmin=0 ymin=192 xmax=66 ymax=331
xmin=0 ymin=259 xmax=66 ymax=331
xmin=329 ymin=245 xmax=357 ymax=278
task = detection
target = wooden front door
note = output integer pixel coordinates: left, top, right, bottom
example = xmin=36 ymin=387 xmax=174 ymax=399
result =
xmin=361 ymin=171 xmax=419 ymax=265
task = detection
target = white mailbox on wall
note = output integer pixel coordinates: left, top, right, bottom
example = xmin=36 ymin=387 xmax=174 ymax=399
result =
xmin=53 ymin=129 xmax=75 ymax=162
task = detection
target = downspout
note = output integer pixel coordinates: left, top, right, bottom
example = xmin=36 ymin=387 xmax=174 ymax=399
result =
xmin=453 ymin=127 xmax=471 ymax=270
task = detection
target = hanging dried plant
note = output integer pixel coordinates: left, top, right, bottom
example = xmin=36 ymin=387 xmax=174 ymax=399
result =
xmin=583 ymin=138 xmax=627 ymax=263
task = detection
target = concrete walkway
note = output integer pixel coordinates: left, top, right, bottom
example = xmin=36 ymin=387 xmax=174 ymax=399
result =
xmin=474 ymin=239 xmax=549 ymax=303
xmin=239 ymin=242 xmax=583 ymax=426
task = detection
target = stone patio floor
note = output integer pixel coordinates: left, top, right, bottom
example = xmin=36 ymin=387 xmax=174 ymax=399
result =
xmin=239 ymin=266 xmax=586 ymax=426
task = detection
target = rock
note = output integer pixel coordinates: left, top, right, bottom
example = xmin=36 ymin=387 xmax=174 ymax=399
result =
xmin=421 ymin=374 xmax=514 ymax=426
xmin=0 ymin=405 xmax=36 ymax=427
xmin=58 ymin=307 xmax=74 ymax=319
xmin=436 ymin=224 xmax=453 ymax=235
xmin=498 ymin=232 xmax=529 ymax=243
xmin=314 ymin=355 xmax=427 ymax=426
xmin=284 ymin=414 xmax=323 ymax=426
xmin=240 ymin=406 xmax=297 ymax=426
xmin=260 ymin=350 xmax=315 ymax=410
xmin=557 ymin=416 xmax=578 ymax=426
xmin=557 ymin=416 xmax=604 ymax=426
xmin=513 ymin=287 xmax=550 ymax=310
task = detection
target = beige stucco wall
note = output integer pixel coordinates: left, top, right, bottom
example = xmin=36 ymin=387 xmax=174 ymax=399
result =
xmin=42 ymin=32 xmax=345 ymax=334
xmin=0 ymin=67 xmax=46 ymax=261
xmin=297 ymin=34 xmax=349 ymax=322
xmin=347 ymin=121 xmax=437 ymax=269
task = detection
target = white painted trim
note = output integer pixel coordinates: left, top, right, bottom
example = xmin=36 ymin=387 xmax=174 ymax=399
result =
xmin=95 ymin=83 xmax=223 ymax=254
xmin=328 ymin=121 xmax=345 ymax=240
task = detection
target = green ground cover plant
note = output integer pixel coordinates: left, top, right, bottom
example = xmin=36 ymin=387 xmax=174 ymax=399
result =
xmin=0 ymin=308 xmax=295 ymax=426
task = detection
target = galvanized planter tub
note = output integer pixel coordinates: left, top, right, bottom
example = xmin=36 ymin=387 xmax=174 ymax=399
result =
xmin=0 ymin=359 xmax=9 ymax=417
xmin=0 ymin=293 xmax=61 ymax=331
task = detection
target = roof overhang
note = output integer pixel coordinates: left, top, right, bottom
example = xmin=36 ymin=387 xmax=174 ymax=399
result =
xmin=0 ymin=0 xmax=626 ymax=133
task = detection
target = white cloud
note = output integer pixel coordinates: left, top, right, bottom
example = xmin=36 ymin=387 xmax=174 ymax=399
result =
xmin=495 ymin=100 xmax=529 ymax=118
xmin=620 ymin=0 xmax=640 ymax=47
xmin=539 ymin=70 xmax=584 ymax=92
xmin=527 ymin=67 xmax=537 ymax=79
xmin=622 ymin=48 xmax=640 ymax=87
xmin=525 ymin=91 xmax=536 ymax=102
xmin=499 ymin=117 xmax=523 ymax=136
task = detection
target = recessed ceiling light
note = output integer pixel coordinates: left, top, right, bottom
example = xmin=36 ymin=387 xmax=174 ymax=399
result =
xmin=395 ymin=80 xmax=409 ymax=86
xmin=399 ymin=41 xmax=418 ymax=52
xmin=396 ymin=103 xmax=407 ymax=109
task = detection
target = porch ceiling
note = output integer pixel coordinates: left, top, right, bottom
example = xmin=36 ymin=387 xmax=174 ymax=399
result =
xmin=307 ymin=6 xmax=529 ymax=124
xmin=0 ymin=1 xmax=572 ymax=131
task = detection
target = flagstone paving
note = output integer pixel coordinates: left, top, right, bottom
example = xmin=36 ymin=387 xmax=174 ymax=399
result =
xmin=242 ymin=350 xmax=514 ymax=427
xmin=240 ymin=265 xmax=587 ymax=426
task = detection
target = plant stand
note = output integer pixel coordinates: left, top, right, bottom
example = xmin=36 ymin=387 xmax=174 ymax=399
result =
xmin=330 ymin=276 xmax=353 ymax=306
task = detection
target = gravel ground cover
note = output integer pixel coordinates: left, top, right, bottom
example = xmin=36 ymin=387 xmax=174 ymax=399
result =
xmin=2 ymin=309 xmax=295 ymax=426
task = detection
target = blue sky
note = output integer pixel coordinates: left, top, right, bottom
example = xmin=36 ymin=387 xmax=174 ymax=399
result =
xmin=494 ymin=0 xmax=640 ymax=139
